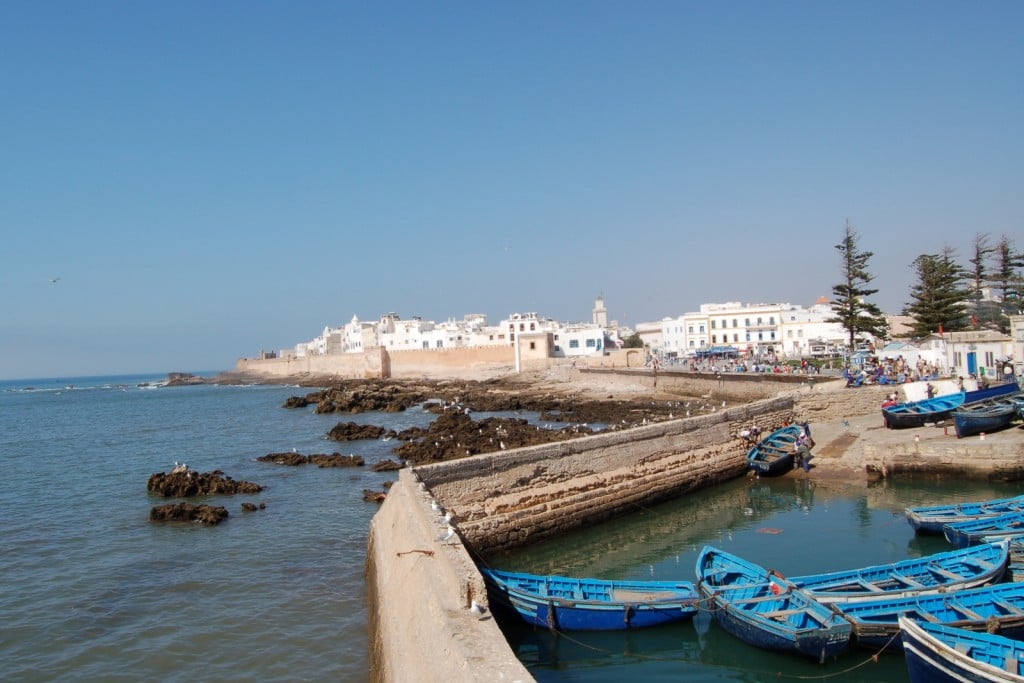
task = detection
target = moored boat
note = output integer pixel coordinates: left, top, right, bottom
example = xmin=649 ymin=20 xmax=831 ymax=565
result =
xmin=945 ymin=512 xmax=1024 ymax=549
xmin=787 ymin=541 xmax=1009 ymax=603
xmin=695 ymin=546 xmax=852 ymax=662
xmin=745 ymin=424 xmax=805 ymax=476
xmin=906 ymin=494 xmax=1024 ymax=535
xmin=836 ymin=581 xmax=1024 ymax=652
xmin=899 ymin=615 xmax=1024 ymax=683
xmin=695 ymin=542 xmax=1008 ymax=604
xmin=953 ymin=396 xmax=1020 ymax=438
xmin=480 ymin=567 xmax=699 ymax=630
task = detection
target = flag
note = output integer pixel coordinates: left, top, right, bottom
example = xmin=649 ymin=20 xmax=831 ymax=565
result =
xmin=938 ymin=323 xmax=943 ymax=338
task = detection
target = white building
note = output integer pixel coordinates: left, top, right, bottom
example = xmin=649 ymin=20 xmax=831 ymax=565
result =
xmin=656 ymin=299 xmax=871 ymax=360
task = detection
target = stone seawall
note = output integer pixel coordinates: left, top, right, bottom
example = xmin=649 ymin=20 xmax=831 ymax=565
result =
xmin=367 ymin=395 xmax=795 ymax=681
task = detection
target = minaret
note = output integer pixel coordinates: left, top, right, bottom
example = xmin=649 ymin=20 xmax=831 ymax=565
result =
xmin=592 ymin=295 xmax=608 ymax=328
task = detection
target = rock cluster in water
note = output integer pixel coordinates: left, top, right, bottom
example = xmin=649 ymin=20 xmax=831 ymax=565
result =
xmin=257 ymin=452 xmax=365 ymax=467
xmin=327 ymin=422 xmax=393 ymax=442
xmin=150 ymin=502 xmax=229 ymax=525
xmin=147 ymin=468 xmax=265 ymax=497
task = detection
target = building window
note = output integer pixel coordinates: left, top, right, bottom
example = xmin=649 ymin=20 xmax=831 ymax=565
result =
xmin=769 ymin=316 xmax=776 ymax=325
xmin=711 ymin=320 xmax=717 ymax=329
xmin=422 ymin=341 xmax=429 ymax=349
xmin=787 ymin=330 xmax=793 ymax=338
xmin=519 ymin=323 xmax=525 ymax=331
xmin=586 ymin=339 xmax=596 ymax=348
xmin=688 ymin=326 xmax=694 ymax=334
xmin=699 ymin=325 xmax=705 ymax=333
xmin=529 ymin=341 xmax=536 ymax=350
xmin=570 ymin=340 xmax=579 ymax=349
xmin=712 ymin=335 xmax=717 ymax=343
xmin=436 ymin=340 xmax=443 ymax=348
xmin=798 ymin=330 xmax=803 ymax=338
xmin=733 ymin=333 xmax=739 ymax=342
xmin=745 ymin=318 xmax=750 ymax=326
xmin=530 ymin=323 xmax=535 ymax=331
xmin=733 ymin=319 xmax=738 ymax=328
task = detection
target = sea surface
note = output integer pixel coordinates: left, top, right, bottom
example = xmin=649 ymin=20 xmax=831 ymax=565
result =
xmin=1 ymin=374 xmax=1020 ymax=682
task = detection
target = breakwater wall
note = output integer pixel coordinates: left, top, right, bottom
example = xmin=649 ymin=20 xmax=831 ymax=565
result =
xmin=366 ymin=395 xmax=795 ymax=681
xmin=580 ymin=367 xmax=836 ymax=403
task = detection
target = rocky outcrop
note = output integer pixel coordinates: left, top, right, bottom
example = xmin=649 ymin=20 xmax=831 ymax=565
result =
xmin=241 ymin=502 xmax=266 ymax=511
xmin=326 ymin=422 xmax=392 ymax=442
xmin=150 ymin=502 xmax=228 ymax=525
xmin=257 ymin=452 xmax=365 ymax=468
xmin=147 ymin=469 xmax=265 ymax=497
xmin=165 ymin=373 xmax=207 ymax=386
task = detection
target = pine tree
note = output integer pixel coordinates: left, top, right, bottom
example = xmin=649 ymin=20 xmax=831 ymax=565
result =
xmin=990 ymin=235 xmax=1024 ymax=329
xmin=828 ymin=221 xmax=889 ymax=350
xmin=903 ymin=246 xmax=970 ymax=337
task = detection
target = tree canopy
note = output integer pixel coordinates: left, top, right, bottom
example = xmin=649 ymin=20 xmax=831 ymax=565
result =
xmin=903 ymin=246 xmax=970 ymax=337
xmin=828 ymin=221 xmax=889 ymax=349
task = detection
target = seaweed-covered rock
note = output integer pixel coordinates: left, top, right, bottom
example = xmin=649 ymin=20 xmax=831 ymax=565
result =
xmin=241 ymin=502 xmax=266 ymax=511
xmin=326 ymin=422 xmax=390 ymax=442
xmin=150 ymin=502 xmax=228 ymax=525
xmin=258 ymin=452 xmax=365 ymax=467
xmin=147 ymin=469 xmax=265 ymax=497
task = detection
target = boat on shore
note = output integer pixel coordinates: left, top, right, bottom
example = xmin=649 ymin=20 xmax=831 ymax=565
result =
xmin=882 ymin=382 xmax=1020 ymax=430
xmin=745 ymin=425 xmax=805 ymax=476
xmin=945 ymin=512 xmax=1024 ymax=549
xmin=837 ymin=581 xmax=1024 ymax=652
xmin=695 ymin=546 xmax=852 ymax=662
xmin=899 ymin=615 xmax=1024 ymax=683
xmin=906 ymin=494 xmax=1024 ymax=535
xmin=480 ymin=567 xmax=699 ymax=630
xmin=953 ymin=396 xmax=1021 ymax=438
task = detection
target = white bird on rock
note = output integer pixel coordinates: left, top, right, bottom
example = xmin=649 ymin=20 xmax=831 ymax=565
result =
xmin=438 ymin=525 xmax=456 ymax=542
xmin=470 ymin=600 xmax=485 ymax=619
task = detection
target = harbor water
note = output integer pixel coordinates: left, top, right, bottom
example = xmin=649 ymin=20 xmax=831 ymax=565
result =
xmin=1 ymin=375 xmax=1020 ymax=682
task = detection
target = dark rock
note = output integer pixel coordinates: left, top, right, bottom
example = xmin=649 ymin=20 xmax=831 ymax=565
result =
xmin=165 ymin=373 xmax=207 ymax=387
xmin=241 ymin=502 xmax=266 ymax=511
xmin=326 ymin=422 xmax=388 ymax=442
xmin=258 ymin=452 xmax=365 ymax=467
xmin=147 ymin=469 xmax=265 ymax=497
xmin=150 ymin=502 xmax=228 ymax=525
xmin=372 ymin=459 xmax=403 ymax=472
xmin=363 ymin=489 xmax=387 ymax=503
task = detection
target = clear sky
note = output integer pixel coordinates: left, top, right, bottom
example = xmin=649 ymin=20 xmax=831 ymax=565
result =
xmin=2 ymin=1 xmax=1021 ymax=380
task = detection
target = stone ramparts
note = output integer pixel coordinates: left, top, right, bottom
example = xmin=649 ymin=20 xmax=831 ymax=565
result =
xmin=366 ymin=395 xmax=795 ymax=681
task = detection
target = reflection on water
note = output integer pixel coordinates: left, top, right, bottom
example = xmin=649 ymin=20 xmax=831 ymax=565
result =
xmin=489 ymin=475 xmax=1024 ymax=682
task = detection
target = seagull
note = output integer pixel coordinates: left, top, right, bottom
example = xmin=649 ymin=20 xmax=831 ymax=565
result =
xmin=431 ymin=500 xmax=442 ymax=512
xmin=49 ymin=277 xmax=60 ymax=284
xmin=444 ymin=510 xmax=453 ymax=523
xmin=499 ymin=441 xmax=506 ymax=450
xmin=438 ymin=525 xmax=456 ymax=542
xmin=470 ymin=600 xmax=486 ymax=618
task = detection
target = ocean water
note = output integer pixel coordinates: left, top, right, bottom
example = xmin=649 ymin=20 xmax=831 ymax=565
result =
xmin=2 ymin=374 xmax=1020 ymax=682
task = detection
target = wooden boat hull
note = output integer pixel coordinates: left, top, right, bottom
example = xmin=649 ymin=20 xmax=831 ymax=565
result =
xmin=788 ymin=541 xmax=1009 ymax=603
xmin=481 ymin=568 xmax=699 ymax=630
xmin=954 ymin=403 xmax=1018 ymax=438
xmin=945 ymin=513 xmax=1024 ymax=549
xmin=906 ymin=495 xmax=1024 ymax=535
xmin=883 ymin=395 xmax=964 ymax=429
xmin=900 ymin=616 xmax=1024 ymax=683
xmin=695 ymin=546 xmax=852 ymax=662
xmin=746 ymin=425 xmax=804 ymax=476
xmin=838 ymin=582 xmax=1024 ymax=652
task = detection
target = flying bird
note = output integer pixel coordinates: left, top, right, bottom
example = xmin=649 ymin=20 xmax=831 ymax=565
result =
xmin=49 ymin=277 xmax=60 ymax=284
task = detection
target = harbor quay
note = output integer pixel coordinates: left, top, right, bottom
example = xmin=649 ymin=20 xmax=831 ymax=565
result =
xmin=364 ymin=371 xmax=1024 ymax=682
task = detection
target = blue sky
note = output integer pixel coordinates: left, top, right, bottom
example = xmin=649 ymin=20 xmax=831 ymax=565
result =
xmin=2 ymin=1 xmax=1021 ymax=380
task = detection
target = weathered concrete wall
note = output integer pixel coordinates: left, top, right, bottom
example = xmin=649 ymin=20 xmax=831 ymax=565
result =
xmin=863 ymin=434 xmax=1024 ymax=480
xmin=384 ymin=345 xmax=517 ymax=380
xmin=366 ymin=470 xmax=532 ymax=683
xmin=235 ymin=348 xmax=385 ymax=379
xmin=580 ymin=367 xmax=834 ymax=403
xmin=367 ymin=395 xmax=796 ymax=681
xmin=418 ymin=397 xmax=794 ymax=555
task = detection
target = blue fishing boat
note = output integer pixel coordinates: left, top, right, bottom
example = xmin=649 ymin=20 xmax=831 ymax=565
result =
xmin=900 ymin=616 xmax=1024 ymax=682
xmin=480 ymin=567 xmax=699 ymax=631
xmin=696 ymin=542 xmax=1008 ymax=605
xmin=953 ymin=396 xmax=1021 ymax=438
xmin=787 ymin=541 xmax=1009 ymax=603
xmin=945 ymin=512 xmax=1024 ymax=549
xmin=695 ymin=546 xmax=852 ymax=662
xmin=883 ymin=382 xmax=1020 ymax=430
xmin=883 ymin=394 xmax=966 ymax=429
xmin=837 ymin=581 xmax=1024 ymax=652
xmin=906 ymin=494 xmax=1024 ymax=535
xmin=745 ymin=424 xmax=805 ymax=476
